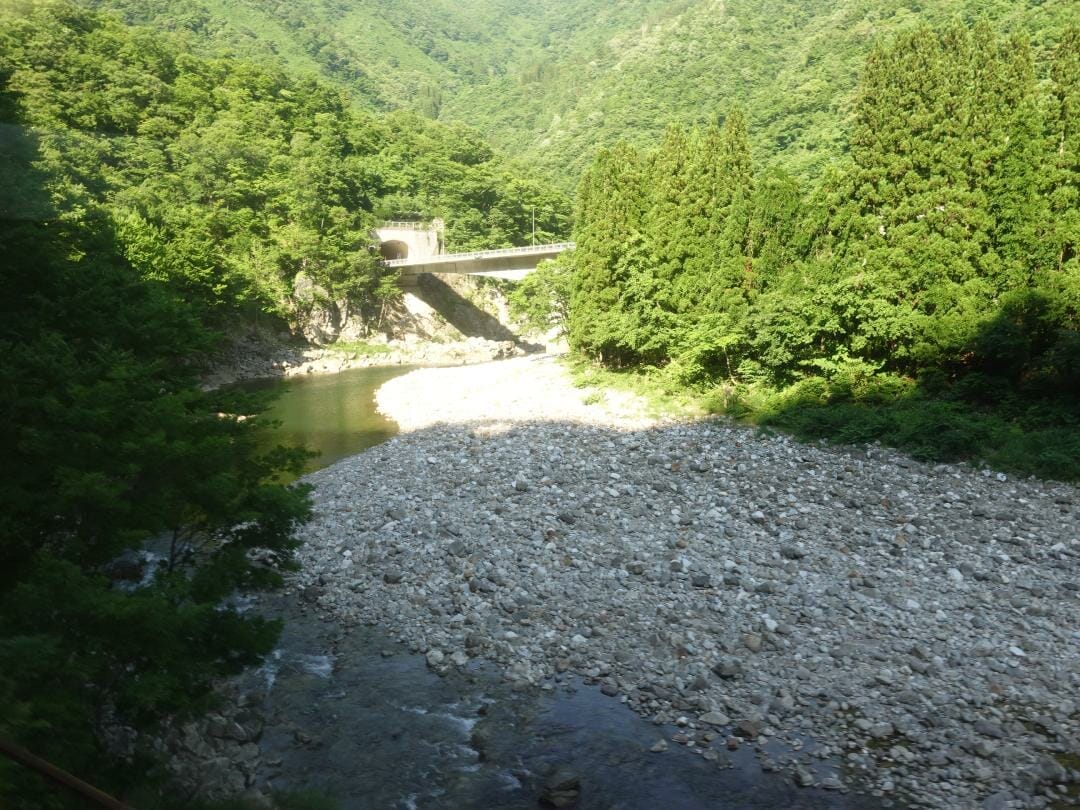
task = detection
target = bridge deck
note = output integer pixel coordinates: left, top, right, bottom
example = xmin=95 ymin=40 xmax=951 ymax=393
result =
xmin=384 ymin=242 xmax=574 ymax=269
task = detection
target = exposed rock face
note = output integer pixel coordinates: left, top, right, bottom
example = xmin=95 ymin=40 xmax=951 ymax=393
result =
xmin=126 ymin=685 xmax=269 ymax=803
xmin=291 ymin=272 xmax=342 ymax=345
xmin=291 ymin=270 xmax=532 ymax=347
xmin=288 ymin=355 xmax=1079 ymax=809
xmin=391 ymin=274 xmax=521 ymax=343
xmin=202 ymin=272 xmax=549 ymax=388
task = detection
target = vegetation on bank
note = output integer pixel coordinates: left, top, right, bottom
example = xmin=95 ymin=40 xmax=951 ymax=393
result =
xmin=727 ymin=382 xmax=1080 ymax=481
xmin=511 ymin=20 xmax=1080 ymax=480
xmin=0 ymin=115 xmax=313 ymax=804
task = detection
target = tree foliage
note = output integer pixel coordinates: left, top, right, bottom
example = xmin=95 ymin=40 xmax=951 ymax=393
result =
xmin=0 ymin=0 xmax=571 ymax=333
xmin=566 ymin=21 xmax=1080 ymax=457
xmin=0 ymin=117 xmax=314 ymax=806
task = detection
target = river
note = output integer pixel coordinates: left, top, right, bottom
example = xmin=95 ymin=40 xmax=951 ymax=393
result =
xmin=241 ymin=366 xmax=882 ymax=809
xmin=243 ymin=365 xmax=415 ymax=475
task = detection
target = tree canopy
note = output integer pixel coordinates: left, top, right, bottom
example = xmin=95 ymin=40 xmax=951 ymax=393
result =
xmin=560 ymin=21 xmax=1079 ymax=476
xmin=0 ymin=102 xmax=314 ymax=805
xmin=0 ymin=0 xmax=571 ymax=332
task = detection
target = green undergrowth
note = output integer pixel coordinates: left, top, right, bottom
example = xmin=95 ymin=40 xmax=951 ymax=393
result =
xmin=713 ymin=377 xmax=1080 ymax=483
xmin=564 ymin=355 xmax=703 ymax=420
xmin=568 ymin=354 xmax=1080 ymax=482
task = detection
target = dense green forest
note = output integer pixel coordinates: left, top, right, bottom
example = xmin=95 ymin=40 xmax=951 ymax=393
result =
xmin=1 ymin=84 xmax=311 ymax=810
xmin=1 ymin=0 xmax=570 ymax=331
xmin=548 ymin=20 xmax=1080 ymax=478
xmin=79 ymin=0 xmax=670 ymax=118
xmin=79 ymin=0 xmax=1076 ymax=189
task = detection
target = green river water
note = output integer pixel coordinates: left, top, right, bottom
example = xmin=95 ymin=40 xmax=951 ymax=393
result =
xmin=246 ymin=364 xmax=414 ymax=475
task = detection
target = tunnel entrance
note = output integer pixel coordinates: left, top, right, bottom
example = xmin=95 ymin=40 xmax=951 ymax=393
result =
xmin=379 ymin=240 xmax=409 ymax=260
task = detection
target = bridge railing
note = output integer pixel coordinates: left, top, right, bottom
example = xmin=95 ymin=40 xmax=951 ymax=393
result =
xmin=378 ymin=221 xmax=437 ymax=231
xmin=384 ymin=242 xmax=575 ymax=267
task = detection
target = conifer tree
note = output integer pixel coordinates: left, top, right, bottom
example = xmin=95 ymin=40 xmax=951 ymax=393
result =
xmin=567 ymin=142 xmax=649 ymax=365
xmin=676 ymin=123 xmax=728 ymax=305
xmin=744 ymin=167 xmax=801 ymax=293
xmin=1035 ymin=27 xmax=1080 ymax=395
xmin=0 ymin=159 xmax=312 ymax=804
xmin=644 ymin=123 xmax=694 ymax=287
xmin=665 ymin=109 xmax=757 ymax=380
xmin=676 ymin=109 xmax=752 ymax=306
xmin=714 ymin=107 xmax=755 ymax=289
xmin=820 ymin=21 xmax=1049 ymax=372
xmin=1047 ymin=28 xmax=1079 ymax=281
xmin=601 ymin=124 xmax=690 ymax=362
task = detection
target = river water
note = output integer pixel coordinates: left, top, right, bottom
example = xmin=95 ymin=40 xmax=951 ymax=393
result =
xmin=244 ymin=367 xmax=883 ymax=809
xmin=244 ymin=365 xmax=414 ymax=475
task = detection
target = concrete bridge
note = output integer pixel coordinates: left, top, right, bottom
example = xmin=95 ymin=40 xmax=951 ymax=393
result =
xmin=375 ymin=220 xmax=572 ymax=279
xmin=385 ymin=243 xmax=574 ymax=278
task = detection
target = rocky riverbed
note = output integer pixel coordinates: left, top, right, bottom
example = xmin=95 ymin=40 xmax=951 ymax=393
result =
xmin=292 ymin=355 xmax=1079 ymax=809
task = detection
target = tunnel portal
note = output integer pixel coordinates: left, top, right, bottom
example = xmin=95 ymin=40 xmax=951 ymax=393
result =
xmin=379 ymin=240 xmax=409 ymax=260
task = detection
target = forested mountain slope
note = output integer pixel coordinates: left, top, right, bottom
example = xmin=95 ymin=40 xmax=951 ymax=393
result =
xmin=78 ymin=0 xmax=682 ymax=114
xmin=1 ymin=0 xmax=570 ymax=331
xmin=447 ymin=0 xmax=1076 ymax=187
xmin=81 ymin=0 xmax=1074 ymax=189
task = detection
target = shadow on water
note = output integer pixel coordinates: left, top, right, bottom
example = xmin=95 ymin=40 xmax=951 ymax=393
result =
xmin=247 ymin=595 xmax=883 ymax=810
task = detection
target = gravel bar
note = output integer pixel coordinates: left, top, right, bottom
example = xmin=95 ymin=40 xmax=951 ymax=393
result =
xmin=294 ymin=355 xmax=1079 ymax=809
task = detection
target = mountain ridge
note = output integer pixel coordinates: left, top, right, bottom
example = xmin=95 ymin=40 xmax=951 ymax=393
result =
xmin=80 ymin=0 xmax=1076 ymax=190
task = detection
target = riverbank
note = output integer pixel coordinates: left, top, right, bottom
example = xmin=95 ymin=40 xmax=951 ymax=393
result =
xmin=291 ymin=354 xmax=1079 ymax=808
xmin=375 ymin=353 xmax=659 ymax=431
xmin=199 ymin=270 xmax=560 ymax=390
xmin=200 ymin=333 xmax=541 ymax=390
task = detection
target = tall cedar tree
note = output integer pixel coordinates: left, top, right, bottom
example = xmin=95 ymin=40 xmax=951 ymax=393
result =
xmin=566 ymin=21 xmax=1079 ymax=399
xmin=567 ymin=141 xmax=649 ymax=366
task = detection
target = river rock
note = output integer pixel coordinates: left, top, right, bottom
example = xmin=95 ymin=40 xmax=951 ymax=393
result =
xmin=541 ymin=768 xmax=581 ymax=807
xmin=699 ymin=711 xmax=731 ymax=727
xmin=283 ymin=354 xmax=1080 ymax=810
